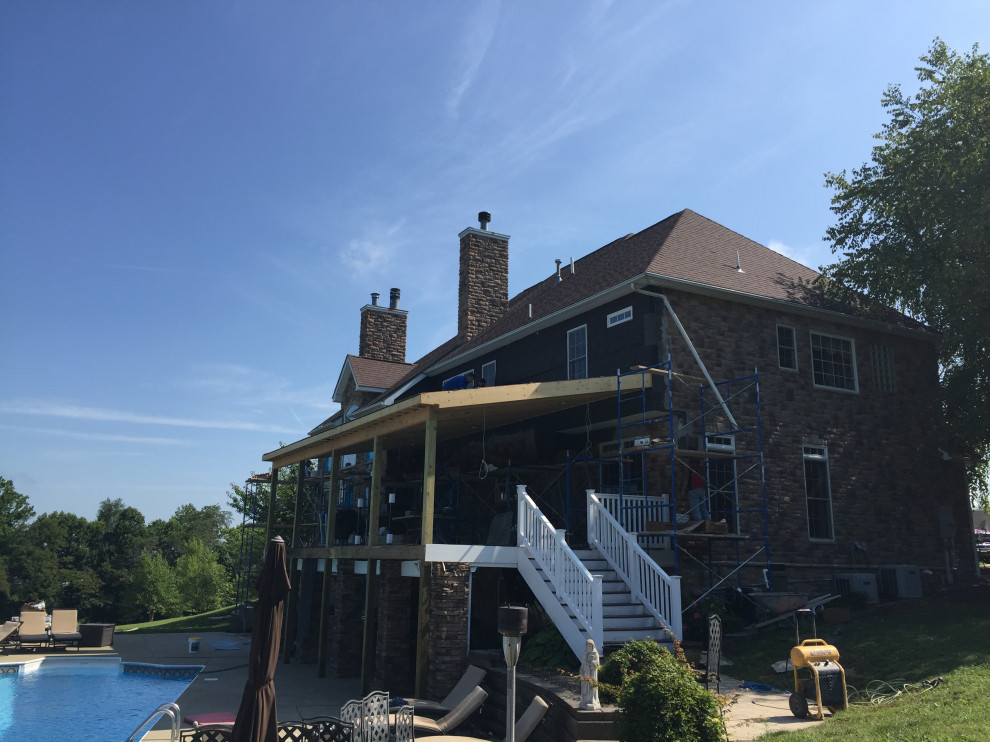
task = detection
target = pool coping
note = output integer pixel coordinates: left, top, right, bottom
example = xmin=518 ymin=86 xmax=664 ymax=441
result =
xmin=0 ymin=655 xmax=204 ymax=678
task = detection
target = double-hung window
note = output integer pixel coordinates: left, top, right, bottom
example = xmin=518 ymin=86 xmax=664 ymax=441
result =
xmin=810 ymin=331 xmax=857 ymax=391
xmin=803 ymin=444 xmax=834 ymax=540
xmin=567 ymin=325 xmax=588 ymax=380
xmin=871 ymin=344 xmax=894 ymax=392
xmin=481 ymin=360 xmax=496 ymax=387
xmin=777 ymin=325 xmax=797 ymax=371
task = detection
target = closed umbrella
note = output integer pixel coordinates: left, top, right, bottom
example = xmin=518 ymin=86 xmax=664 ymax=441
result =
xmin=232 ymin=535 xmax=291 ymax=742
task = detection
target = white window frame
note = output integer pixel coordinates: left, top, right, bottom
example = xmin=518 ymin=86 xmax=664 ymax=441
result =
xmin=810 ymin=331 xmax=858 ymax=392
xmin=803 ymin=444 xmax=835 ymax=541
xmin=606 ymin=306 xmax=633 ymax=328
xmin=567 ymin=325 xmax=588 ymax=380
xmin=481 ymin=360 xmax=496 ymax=387
xmin=777 ymin=324 xmax=798 ymax=371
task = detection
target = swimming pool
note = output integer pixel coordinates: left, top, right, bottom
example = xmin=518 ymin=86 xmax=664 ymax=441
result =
xmin=0 ymin=657 xmax=202 ymax=741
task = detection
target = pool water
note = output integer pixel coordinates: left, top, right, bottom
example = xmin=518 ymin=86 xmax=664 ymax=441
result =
xmin=0 ymin=658 xmax=200 ymax=741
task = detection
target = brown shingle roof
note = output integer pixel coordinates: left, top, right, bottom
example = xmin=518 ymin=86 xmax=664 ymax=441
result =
xmin=354 ymin=209 xmax=925 ymax=410
xmin=346 ymin=354 xmax=412 ymax=390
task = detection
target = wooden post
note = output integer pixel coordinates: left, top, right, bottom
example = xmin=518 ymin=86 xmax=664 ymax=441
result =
xmin=291 ymin=460 xmax=305 ymax=548
xmin=368 ymin=436 xmax=383 ymax=544
xmin=317 ymin=452 xmax=341 ymax=678
xmin=265 ymin=465 xmax=279 ymax=546
xmin=415 ymin=408 xmax=438 ymax=696
xmin=421 ymin=408 xmax=437 ymax=545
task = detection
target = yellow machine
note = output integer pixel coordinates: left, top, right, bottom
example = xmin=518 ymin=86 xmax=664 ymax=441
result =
xmin=789 ymin=638 xmax=848 ymax=720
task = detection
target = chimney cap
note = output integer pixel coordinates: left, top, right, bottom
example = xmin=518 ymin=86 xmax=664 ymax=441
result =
xmin=478 ymin=211 xmax=491 ymax=230
xmin=370 ymin=292 xmax=380 ymax=306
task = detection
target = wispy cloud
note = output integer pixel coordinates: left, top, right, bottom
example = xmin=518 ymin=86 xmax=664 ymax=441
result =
xmin=0 ymin=400 xmax=302 ymax=435
xmin=0 ymin=424 xmax=189 ymax=445
xmin=445 ymin=2 xmax=501 ymax=118
xmin=179 ymin=363 xmax=335 ymax=412
xmin=338 ymin=220 xmax=405 ymax=277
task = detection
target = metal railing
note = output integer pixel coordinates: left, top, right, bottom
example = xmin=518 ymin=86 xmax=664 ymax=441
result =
xmin=587 ymin=490 xmax=682 ymax=640
xmin=126 ymin=701 xmax=181 ymax=741
xmin=517 ymin=486 xmax=603 ymax=651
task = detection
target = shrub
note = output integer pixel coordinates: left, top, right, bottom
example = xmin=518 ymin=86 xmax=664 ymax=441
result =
xmin=602 ymin=638 xmax=725 ymax=742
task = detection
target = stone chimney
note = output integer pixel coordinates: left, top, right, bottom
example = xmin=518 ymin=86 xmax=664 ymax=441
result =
xmin=359 ymin=288 xmax=407 ymax=362
xmin=458 ymin=211 xmax=509 ymax=340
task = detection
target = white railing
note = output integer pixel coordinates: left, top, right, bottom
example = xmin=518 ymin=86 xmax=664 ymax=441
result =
xmin=596 ymin=491 xmax=671 ymax=532
xmin=516 ymin=486 xmax=603 ymax=652
xmin=587 ymin=490 xmax=683 ymax=640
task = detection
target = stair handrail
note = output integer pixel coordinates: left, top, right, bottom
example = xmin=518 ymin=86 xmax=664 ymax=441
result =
xmin=587 ymin=489 xmax=683 ymax=640
xmin=126 ymin=701 xmax=181 ymax=741
xmin=517 ymin=486 xmax=604 ymax=649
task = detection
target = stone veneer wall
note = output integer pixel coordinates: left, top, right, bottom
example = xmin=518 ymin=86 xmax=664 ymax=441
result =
xmin=327 ymin=562 xmax=365 ymax=677
xmin=458 ymin=229 xmax=508 ymax=340
xmin=427 ymin=562 xmax=471 ymax=699
xmin=372 ymin=560 xmax=416 ymax=693
xmin=359 ymin=305 xmax=408 ymax=363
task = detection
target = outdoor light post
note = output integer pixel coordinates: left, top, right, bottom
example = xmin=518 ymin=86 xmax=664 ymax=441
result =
xmin=498 ymin=605 xmax=528 ymax=742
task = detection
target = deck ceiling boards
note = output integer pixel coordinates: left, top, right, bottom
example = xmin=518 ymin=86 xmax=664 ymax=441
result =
xmin=264 ymin=375 xmax=651 ymax=468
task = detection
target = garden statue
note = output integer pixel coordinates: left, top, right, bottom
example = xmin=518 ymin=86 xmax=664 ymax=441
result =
xmin=579 ymin=638 xmax=601 ymax=710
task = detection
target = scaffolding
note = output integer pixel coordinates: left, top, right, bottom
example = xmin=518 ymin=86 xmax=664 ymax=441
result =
xmin=566 ymin=361 xmax=772 ymax=604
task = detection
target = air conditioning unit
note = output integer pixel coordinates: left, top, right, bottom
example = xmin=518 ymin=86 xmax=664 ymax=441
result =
xmin=878 ymin=565 xmax=923 ymax=599
xmin=833 ymin=573 xmax=879 ymax=604
xmin=705 ymin=434 xmax=735 ymax=453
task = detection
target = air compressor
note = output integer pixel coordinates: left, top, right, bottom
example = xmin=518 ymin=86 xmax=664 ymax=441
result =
xmin=788 ymin=610 xmax=848 ymax=720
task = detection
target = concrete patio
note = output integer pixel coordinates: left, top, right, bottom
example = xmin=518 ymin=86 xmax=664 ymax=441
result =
xmin=1 ymin=632 xmax=832 ymax=741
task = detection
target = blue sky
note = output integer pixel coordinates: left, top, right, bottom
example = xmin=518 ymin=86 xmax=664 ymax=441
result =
xmin=1 ymin=1 xmax=986 ymax=523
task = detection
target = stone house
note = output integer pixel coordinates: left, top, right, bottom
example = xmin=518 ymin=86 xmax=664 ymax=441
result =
xmin=258 ymin=209 xmax=973 ymax=704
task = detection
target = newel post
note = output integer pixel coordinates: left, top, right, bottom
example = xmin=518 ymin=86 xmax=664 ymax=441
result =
xmin=592 ymin=574 xmax=604 ymax=650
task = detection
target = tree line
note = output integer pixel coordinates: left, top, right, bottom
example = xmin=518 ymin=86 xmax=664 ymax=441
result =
xmin=0 ymin=474 xmax=270 ymax=624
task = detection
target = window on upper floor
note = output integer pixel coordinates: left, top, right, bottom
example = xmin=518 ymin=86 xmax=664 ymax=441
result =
xmin=567 ymin=325 xmax=588 ymax=380
xmin=810 ymin=331 xmax=858 ymax=392
xmin=777 ymin=325 xmax=797 ymax=371
xmin=481 ymin=360 xmax=496 ymax=387
xmin=871 ymin=344 xmax=894 ymax=392
xmin=803 ymin=444 xmax=834 ymax=541
xmin=606 ymin=306 xmax=633 ymax=327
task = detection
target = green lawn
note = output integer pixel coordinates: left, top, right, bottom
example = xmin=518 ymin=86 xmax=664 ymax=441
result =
xmin=721 ymin=585 xmax=990 ymax=741
xmin=116 ymin=605 xmax=241 ymax=634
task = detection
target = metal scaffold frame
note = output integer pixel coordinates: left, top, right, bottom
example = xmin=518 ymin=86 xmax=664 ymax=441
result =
xmin=565 ymin=361 xmax=773 ymax=605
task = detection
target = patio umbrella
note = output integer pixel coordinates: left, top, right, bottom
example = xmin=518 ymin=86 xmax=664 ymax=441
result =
xmin=232 ymin=535 xmax=291 ymax=742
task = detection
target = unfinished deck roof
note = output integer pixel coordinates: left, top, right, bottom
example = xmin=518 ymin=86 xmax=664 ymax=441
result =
xmin=264 ymin=374 xmax=652 ymax=468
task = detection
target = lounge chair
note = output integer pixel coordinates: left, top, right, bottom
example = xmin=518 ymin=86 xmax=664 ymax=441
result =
xmin=17 ymin=611 xmax=49 ymax=649
xmin=0 ymin=621 xmax=21 ymax=652
xmin=51 ymin=609 xmax=82 ymax=649
xmin=388 ymin=685 xmax=488 ymax=736
xmin=406 ymin=664 xmax=488 ymax=715
xmin=509 ymin=696 xmax=550 ymax=742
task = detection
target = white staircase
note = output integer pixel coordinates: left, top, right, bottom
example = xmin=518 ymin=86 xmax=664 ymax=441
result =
xmin=516 ymin=487 xmax=681 ymax=662
xmin=552 ymin=547 xmax=671 ymax=646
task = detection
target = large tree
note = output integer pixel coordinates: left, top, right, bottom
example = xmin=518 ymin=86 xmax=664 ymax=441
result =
xmin=822 ymin=39 xmax=990 ymax=500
